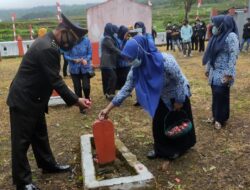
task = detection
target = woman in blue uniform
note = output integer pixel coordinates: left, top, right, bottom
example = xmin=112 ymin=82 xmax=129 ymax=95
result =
xmin=64 ymin=35 xmax=93 ymax=114
xmin=98 ymin=35 xmax=196 ymax=160
xmin=203 ymin=15 xmax=239 ymax=129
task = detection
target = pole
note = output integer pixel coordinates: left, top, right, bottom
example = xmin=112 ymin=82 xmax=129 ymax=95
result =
xmin=29 ymin=24 xmax=34 ymax=40
xmin=11 ymin=13 xmax=16 ymax=41
xmin=56 ymin=2 xmax=62 ymax=23
xmin=196 ymin=0 xmax=202 ymax=19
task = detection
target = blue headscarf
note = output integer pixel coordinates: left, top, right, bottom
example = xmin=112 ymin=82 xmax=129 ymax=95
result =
xmin=134 ymin=21 xmax=146 ymax=34
xmin=203 ymin=15 xmax=238 ymax=68
xmin=121 ymin=35 xmax=164 ymax=117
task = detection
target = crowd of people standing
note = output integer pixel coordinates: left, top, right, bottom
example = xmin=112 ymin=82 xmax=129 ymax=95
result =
xmin=165 ymin=18 xmax=207 ymax=56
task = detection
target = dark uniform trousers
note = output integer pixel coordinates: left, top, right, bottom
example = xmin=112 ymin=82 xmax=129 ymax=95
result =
xmin=10 ymin=107 xmax=56 ymax=186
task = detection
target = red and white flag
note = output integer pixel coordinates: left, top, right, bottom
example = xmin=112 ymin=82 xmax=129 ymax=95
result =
xmin=56 ymin=2 xmax=62 ymax=13
xmin=11 ymin=13 xmax=17 ymax=41
xmin=197 ymin=0 xmax=202 ymax=8
xmin=11 ymin=13 xmax=16 ymax=22
xmin=29 ymin=24 xmax=34 ymax=40
xmin=56 ymin=2 xmax=62 ymax=23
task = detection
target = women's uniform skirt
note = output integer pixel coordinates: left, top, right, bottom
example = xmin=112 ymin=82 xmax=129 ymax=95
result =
xmin=152 ymin=98 xmax=196 ymax=159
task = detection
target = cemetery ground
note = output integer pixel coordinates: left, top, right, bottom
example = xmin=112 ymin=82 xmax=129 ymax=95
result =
xmin=0 ymin=49 xmax=249 ymax=190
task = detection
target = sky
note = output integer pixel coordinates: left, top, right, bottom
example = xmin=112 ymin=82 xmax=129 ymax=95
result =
xmin=0 ymin=0 xmax=106 ymax=9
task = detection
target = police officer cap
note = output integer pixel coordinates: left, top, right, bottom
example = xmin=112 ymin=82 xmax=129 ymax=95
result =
xmin=61 ymin=13 xmax=88 ymax=39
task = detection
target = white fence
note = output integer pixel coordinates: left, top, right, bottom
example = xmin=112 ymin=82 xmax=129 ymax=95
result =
xmin=0 ymin=34 xmax=167 ymax=58
xmin=0 ymin=40 xmax=34 ymax=57
xmin=155 ymin=32 xmax=166 ymax=46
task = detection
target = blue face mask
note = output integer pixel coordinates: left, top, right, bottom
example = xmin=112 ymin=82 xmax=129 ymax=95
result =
xmin=113 ymin=33 xmax=118 ymax=38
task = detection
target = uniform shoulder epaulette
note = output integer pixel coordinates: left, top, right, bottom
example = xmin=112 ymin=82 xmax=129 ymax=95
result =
xmin=51 ymin=40 xmax=59 ymax=50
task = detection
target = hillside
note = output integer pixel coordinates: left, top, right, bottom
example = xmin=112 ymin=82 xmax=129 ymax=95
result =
xmin=0 ymin=0 xmax=248 ymax=41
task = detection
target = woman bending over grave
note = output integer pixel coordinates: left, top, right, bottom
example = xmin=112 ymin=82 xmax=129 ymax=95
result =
xmin=98 ymin=35 xmax=196 ymax=160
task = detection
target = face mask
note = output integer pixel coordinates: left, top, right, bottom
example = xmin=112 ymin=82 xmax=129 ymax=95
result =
xmin=59 ymin=30 xmax=77 ymax=51
xmin=212 ymin=22 xmax=223 ymax=36
xmin=212 ymin=26 xmax=219 ymax=36
xmin=130 ymin=58 xmax=142 ymax=68
xmin=113 ymin=33 xmax=118 ymax=38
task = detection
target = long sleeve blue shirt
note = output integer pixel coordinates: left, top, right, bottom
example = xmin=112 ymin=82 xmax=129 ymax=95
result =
xmin=206 ymin=32 xmax=239 ymax=86
xmin=181 ymin=25 xmax=193 ymax=42
xmin=64 ymin=37 xmax=92 ymax=74
xmin=112 ymin=53 xmax=191 ymax=111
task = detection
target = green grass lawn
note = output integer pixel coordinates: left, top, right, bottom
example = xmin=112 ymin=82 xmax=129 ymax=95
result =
xmin=0 ymin=49 xmax=249 ymax=189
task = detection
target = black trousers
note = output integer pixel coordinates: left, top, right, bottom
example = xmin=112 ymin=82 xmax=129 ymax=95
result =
xmin=10 ymin=108 xmax=56 ymax=187
xmin=116 ymin=67 xmax=130 ymax=90
xmin=152 ymin=98 xmax=196 ymax=158
xmin=191 ymin=38 xmax=198 ymax=50
xmin=166 ymin=36 xmax=172 ymax=50
xmin=199 ymin=38 xmax=205 ymax=52
xmin=101 ymin=68 xmax=117 ymax=95
xmin=71 ymin=73 xmax=90 ymax=99
xmin=211 ymin=85 xmax=230 ymax=124
xmin=62 ymin=54 xmax=68 ymax=77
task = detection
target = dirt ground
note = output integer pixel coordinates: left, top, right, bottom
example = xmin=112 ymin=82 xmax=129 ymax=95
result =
xmin=0 ymin=49 xmax=249 ymax=190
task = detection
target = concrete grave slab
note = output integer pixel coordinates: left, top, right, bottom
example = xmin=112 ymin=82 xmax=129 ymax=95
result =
xmin=48 ymin=96 xmax=66 ymax=106
xmin=81 ymin=134 xmax=155 ymax=190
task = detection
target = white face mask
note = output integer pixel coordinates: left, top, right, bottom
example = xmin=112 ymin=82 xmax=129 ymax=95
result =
xmin=212 ymin=26 xmax=219 ymax=35
xmin=212 ymin=22 xmax=223 ymax=36
xmin=128 ymin=39 xmax=151 ymax=68
xmin=130 ymin=58 xmax=142 ymax=68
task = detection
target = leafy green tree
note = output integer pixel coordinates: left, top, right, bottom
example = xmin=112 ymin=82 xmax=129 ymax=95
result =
xmin=170 ymin=0 xmax=196 ymax=20
xmin=184 ymin=0 xmax=196 ymax=20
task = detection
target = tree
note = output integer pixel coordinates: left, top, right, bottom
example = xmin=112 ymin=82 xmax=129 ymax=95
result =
xmin=170 ymin=0 xmax=196 ymax=20
xmin=183 ymin=0 xmax=196 ymax=20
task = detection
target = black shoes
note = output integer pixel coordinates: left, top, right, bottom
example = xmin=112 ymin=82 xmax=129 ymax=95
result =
xmin=42 ymin=163 xmax=71 ymax=174
xmin=17 ymin=183 xmax=40 ymax=190
xmin=16 ymin=164 xmax=71 ymax=189
xmin=147 ymin=150 xmax=158 ymax=159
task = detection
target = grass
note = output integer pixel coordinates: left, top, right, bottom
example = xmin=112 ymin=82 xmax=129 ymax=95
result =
xmin=0 ymin=48 xmax=249 ymax=189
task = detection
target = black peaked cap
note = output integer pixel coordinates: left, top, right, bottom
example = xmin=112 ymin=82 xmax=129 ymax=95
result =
xmin=61 ymin=13 xmax=88 ymax=38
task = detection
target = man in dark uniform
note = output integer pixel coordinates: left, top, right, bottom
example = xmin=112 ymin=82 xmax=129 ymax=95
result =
xmin=7 ymin=14 xmax=91 ymax=190
xmin=165 ymin=22 xmax=173 ymax=50
xmin=240 ymin=17 xmax=250 ymax=52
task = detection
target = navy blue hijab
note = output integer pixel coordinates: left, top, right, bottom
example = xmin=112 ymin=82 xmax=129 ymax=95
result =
xmin=121 ymin=35 xmax=164 ymax=117
xmin=112 ymin=25 xmax=119 ymax=34
xmin=118 ymin=25 xmax=128 ymax=41
xmin=134 ymin=21 xmax=146 ymax=34
xmin=203 ymin=15 xmax=238 ymax=68
xmin=104 ymin=23 xmax=114 ymax=37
